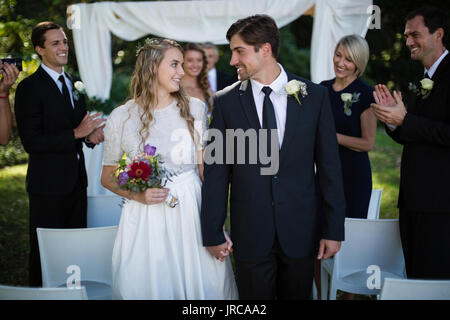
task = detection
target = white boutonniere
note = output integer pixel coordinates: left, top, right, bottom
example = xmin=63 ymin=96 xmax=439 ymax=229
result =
xmin=341 ymin=92 xmax=360 ymax=116
xmin=72 ymin=81 xmax=86 ymax=101
xmin=408 ymin=78 xmax=434 ymax=100
xmin=285 ymin=80 xmax=307 ymax=105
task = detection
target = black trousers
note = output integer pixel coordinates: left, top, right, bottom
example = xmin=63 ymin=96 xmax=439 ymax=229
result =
xmin=234 ymin=236 xmax=314 ymax=300
xmin=28 ymin=177 xmax=87 ymax=287
xmin=399 ymin=209 xmax=450 ymax=279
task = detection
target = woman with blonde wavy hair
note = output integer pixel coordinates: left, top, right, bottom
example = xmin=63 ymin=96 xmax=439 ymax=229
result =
xmin=181 ymin=42 xmax=213 ymax=113
xmin=100 ymin=38 xmax=237 ymax=300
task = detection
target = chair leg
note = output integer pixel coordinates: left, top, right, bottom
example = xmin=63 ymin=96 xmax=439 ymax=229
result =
xmin=320 ymin=266 xmax=329 ymax=300
xmin=312 ymin=281 xmax=318 ymax=300
xmin=329 ymin=281 xmax=337 ymax=300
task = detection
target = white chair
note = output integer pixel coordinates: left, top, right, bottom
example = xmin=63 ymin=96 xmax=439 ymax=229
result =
xmin=87 ymin=194 xmax=123 ymax=227
xmin=321 ymin=218 xmax=405 ymax=300
xmin=37 ymin=226 xmax=117 ymax=300
xmin=367 ymin=189 xmax=382 ymax=219
xmin=316 ymin=189 xmax=383 ymax=298
xmin=380 ymin=278 xmax=450 ymax=300
xmin=0 ymin=284 xmax=88 ymax=300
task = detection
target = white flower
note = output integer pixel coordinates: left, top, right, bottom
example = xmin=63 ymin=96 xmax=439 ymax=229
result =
xmin=341 ymin=92 xmax=360 ymax=116
xmin=420 ymin=78 xmax=433 ymax=90
xmin=72 ymin=81 xmax=86 ymax=101
xmin=285 ymin=80 xmax=301 ymax=95
xmin=409 ymin=78 xmax=434 ymax=100
xmin=74 ymin=81 xmax=86 ymax=92
xmin=285 ymin=80 xmax=307 ymax=105
xmin=341 ymin=93 xmax=353 ymax=102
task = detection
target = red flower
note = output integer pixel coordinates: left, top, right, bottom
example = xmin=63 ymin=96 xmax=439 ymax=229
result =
xmin=128 ymin=161 xmax=152 ymax=181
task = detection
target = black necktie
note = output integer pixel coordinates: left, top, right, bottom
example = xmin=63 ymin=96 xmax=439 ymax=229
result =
xmin=58 ymin=75 xmax=72 ymax=108
xmin=262 ymin=86 xmax=278 ymax=153
xmin=424 ymin=72 xmax=430 ymax=79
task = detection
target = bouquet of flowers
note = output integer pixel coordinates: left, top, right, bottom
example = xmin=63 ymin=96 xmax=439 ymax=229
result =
xmin=113 ymin=144 xmax=179 ymax=207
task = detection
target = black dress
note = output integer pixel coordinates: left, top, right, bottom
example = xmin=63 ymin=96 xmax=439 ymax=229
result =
xmin=320 ymin=78 xmax=374 ymax=218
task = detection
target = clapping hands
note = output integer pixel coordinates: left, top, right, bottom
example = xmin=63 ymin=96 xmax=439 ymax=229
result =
xmin=74 ymin=112 xmax=105 ymax=140
xmin=370 ymin=84 xmax=407 ymax=126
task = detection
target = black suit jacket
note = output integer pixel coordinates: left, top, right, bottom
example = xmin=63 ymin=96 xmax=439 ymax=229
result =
xmin=386 ymin=54 xmax=450 ymax=213
xmin=216 ymin=70 xmax=236 ymax=91
xmin=201 ymin=72 xmax=346 ymax=261
xmin=15 ymin=66 xmax=92 ymax=195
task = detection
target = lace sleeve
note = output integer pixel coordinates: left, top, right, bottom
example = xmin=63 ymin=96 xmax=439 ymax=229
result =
xmin=191 ymin=98 xmax=209 ymax=150
xmin=102 ymin=109 xmax=124 ymax=166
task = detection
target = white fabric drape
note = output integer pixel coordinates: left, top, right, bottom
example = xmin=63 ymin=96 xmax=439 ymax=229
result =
xmin=311 ymin=0 xmax=372 ymax=83
xmin=72 ymin=0 xmax=315 ymax=100
xmin=71 ymin=0 xmax=371 ymax=197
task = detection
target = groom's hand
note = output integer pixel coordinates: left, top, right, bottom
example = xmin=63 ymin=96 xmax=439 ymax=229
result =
xmin=317 ymin=239 xmax=341 ymax=260
xmin=206 ymin=243 xmax=230 ymax=262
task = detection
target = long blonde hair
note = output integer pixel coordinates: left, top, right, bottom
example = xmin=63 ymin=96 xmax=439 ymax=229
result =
xmin=130 ymin=38 xmax=199 ymax=151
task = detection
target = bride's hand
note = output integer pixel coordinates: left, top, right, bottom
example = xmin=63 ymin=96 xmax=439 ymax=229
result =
xmin=131 ymin=188 xmax=170 ymax=205
xmin=223 ymin=230 xmax=233 ymax=254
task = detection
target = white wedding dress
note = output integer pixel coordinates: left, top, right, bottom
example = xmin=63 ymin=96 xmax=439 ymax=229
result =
xmin=103 ymin=97 xmax=238 ymax=300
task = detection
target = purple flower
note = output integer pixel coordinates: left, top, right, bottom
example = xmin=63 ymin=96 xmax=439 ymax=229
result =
xmin=144 ymin=144 xmax=156 ymax=156
xmin=118 ymin=172 xmax=129 ymax=186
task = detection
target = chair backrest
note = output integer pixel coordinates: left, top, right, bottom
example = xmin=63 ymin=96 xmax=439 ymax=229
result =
xmin=0 ymin=284 xmax=88 ymax=300
xmin=380 ymin=278 xmax=450 ymax=300
xmin=367 ymin=189 xmax=382 ymax=219
xmin=334 ymin=218 xmax=405 ymax=278
xmin=87 ymin=195 xmax=123 ymax=227
xmin=37 ymin=226 xmax=117 ymax=288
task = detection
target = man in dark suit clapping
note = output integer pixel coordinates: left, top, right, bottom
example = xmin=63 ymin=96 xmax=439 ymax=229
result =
xmin=201 ymin=15 xmax=346 ymax=299
xmin=14 ymin=22 xmax=105 ymax=286
xmin=371 ymin=6 xmax=450 ymax=279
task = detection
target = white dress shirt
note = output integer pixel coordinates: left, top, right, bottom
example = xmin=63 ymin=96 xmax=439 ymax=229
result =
xmin=425 ymin=49 xmax=448 ymax=78
xmin=41 ymin=63 xmax=74 ymax=108
xmin=207 ymin=67 xmax=218 ymax=93
xmin=250 ymin=64 xmax=288 ymax=147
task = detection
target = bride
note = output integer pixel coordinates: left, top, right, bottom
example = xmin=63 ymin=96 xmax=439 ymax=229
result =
xmin=100 ymin=38 xmax=238 ymax=300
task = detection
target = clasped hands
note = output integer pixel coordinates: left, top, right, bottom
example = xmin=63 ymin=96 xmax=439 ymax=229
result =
xmin=207 ymin=237 xmax=341 ymax=262
xmin=206 ymin=231 xmax=234 ymax=262
xmin=370 ymin=84 xmax=407 ymax=126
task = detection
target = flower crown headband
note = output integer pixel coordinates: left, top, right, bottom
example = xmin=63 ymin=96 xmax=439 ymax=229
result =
xmin=136 ymin=38 xmax=181 ymax=56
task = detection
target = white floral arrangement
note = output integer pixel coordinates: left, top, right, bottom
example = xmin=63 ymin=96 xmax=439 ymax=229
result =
xmin=285 ymin=80 xmax=307 ymax=105
xmin=341 ymin=92 xmax=360 ymax=116
xmin=72 ymin=81 xmax=86 ymax=101
xmin=408 ymin=78 xmax=434 ymax=100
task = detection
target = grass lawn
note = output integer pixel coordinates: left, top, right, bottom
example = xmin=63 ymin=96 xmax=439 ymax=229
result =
xmin=0 ymin=129 xmax=402 ymax=286
xmin=369 ymin=128 xmax=402 ymax=219
xmin=0 ymin=164 xmax=29 ymax=286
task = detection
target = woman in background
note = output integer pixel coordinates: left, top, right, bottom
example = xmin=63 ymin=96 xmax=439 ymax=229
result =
xmin=181 ymin=43 xmax=213 ymax=114
xmin=316 ymin=34 xmax=377 ymax=299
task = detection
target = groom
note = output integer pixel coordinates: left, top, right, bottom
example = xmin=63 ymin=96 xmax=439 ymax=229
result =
xmin=201 ymin=15 xmax=346 ymax=299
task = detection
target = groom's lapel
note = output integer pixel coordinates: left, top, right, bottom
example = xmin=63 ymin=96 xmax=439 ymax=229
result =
xmin=280 ymin=73 xmax=302 ymax=155
xmin=238 ymin=80 xmax=261 ymax=130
